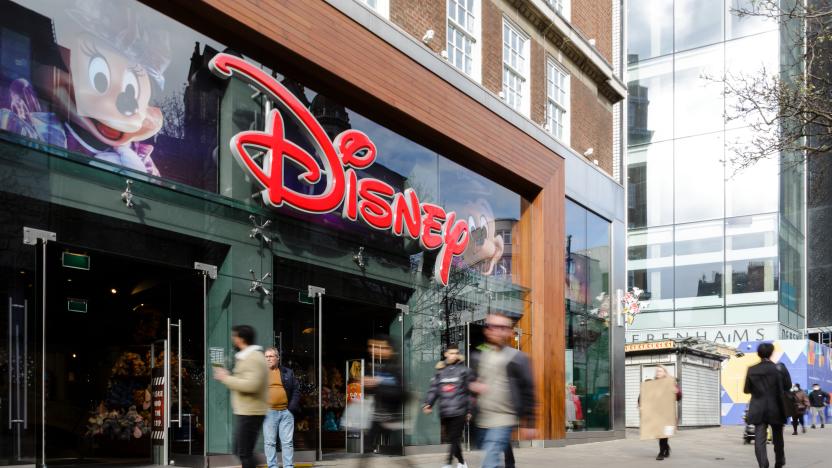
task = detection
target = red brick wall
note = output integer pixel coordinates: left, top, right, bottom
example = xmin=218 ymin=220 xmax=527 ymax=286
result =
xmin=390 ymin=0 xmax=445 ymax=53
xmin=571 ymin=0 xmax=612 ymax=63
xmin=481 ymin=0 xmax=502 ymax=95
xmin=530 ymin=40 xmax=545 ymax=125
xmin=571 ymin=76 xmax=613 ymax=174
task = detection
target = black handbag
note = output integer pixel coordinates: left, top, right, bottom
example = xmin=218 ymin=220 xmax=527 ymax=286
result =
xmin=777 ymin=363 xmax=797 ymax=418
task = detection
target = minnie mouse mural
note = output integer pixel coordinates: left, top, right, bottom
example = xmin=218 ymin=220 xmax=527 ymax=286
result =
xmin=0 ymin=0 xmax=170 ymax=175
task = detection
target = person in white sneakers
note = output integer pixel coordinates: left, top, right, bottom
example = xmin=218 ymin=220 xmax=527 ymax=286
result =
xmin=423 ymin=343 xmax=473 ymax=468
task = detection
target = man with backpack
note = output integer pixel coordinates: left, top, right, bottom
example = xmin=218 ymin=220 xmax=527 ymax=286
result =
xmin=790 ymin=383 xmax=810 ymax=435
xmin=423 ymin=343 xmax=473 ymax=468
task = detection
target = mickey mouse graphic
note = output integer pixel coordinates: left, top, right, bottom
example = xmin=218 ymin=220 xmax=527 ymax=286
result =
xmin=0 ymin=0 xmax=170 ymax=175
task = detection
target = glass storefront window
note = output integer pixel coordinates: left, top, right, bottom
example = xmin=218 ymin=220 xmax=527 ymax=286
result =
xmin=674 ymin=44 xmax=724 ymax=139
xmin=725 ymin=31 xmax=779 ymax=131
xmin=1 ymin=0 xmax=224 ymax=192
xmin=675 ymin=307 xmax=724 ymax=327
xmin=1 ymin=0 xmax=538 ymax=461
xmin=565 ymin=199 xmax=611 ymax=432
xmin=726 ymin=0 xmax=779 ymax=40
xmin=674 ymin=133 xmax=724 ymax=224
xmin=726 ymin=214 xmax=778 ymax=305
xmin=674 ymin=0 xmax=724 ymax=52
xmin=628 ymin=55 xmax=673 ymax=146
xmin=628 ymin=141 xmax=673 ymax=229
xmin=674 ymin=220 xmax=724 ymax=309
xmin=725 ymin=130 xmax=779 ymax=218
xmin=627 ymin=0 xmax=673 ymax=64
xmin=627 ymin=311 xmax=674 ymax=331
xmin=628 ymin=226 xmax=674 ymax=311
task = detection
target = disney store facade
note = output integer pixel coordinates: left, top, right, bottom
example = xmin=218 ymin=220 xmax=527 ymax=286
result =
xmin=0 ymin=0 xmax=625 ymax=466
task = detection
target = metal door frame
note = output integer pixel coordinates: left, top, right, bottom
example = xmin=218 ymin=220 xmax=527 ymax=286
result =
xmin=307 ymin=285 xmax=325 ymax=461
xmin=23 ymin=227 xmax=213 ymax=467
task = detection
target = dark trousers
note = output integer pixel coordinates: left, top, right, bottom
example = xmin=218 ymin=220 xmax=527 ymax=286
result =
xmin=792 ymin=414 xmax=805 ymax=433
xmin=505 ymin=443 xmax=515 ymax=468
xmin=235 ymin=414 xmax=265 ymax=468
xmin=754 ymin=423 xmax=784 ymax=468
xmin=442 ymin=415 xmax=466 ymax=465
xmin=658 ymin=437 xmax=669 ymax=454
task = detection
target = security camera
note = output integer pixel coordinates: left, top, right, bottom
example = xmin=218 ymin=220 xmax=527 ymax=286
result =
xmin=583 ymin=147 xmax=594 ymax=157
xmin=422 ymin=29 xmax=435 ymax=44
xmin=441 ymin=49 xmax=448 ymax=59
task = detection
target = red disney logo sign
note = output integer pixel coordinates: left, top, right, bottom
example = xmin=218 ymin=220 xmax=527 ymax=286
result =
xmin=208 ymin=53 xmax=469 ymax=286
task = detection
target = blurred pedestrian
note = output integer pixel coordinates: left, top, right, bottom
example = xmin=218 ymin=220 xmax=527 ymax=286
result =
xmin=363 ymin=334 xmax=412 ymax=467
xmin=423 ymin=343 xmax=473 ymax=468
xmin=744 ymin=342 xmax=792 ymax=468
xmin=637 ymin=365 xmax=681 ymax=461
xmin=263 ymin=348 xmax=300 ymax=468
xmin=790 ymin=383 xmax=809 ymax=435
xmin=213 ymin=325 xmax=268 ymax=468
xmin=470 ymin=312 xmax=536 ymax=468
xmin=808 ymin=383 xmax=829 ymax=429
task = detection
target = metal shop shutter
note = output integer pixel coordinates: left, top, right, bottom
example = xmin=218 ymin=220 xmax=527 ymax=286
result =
xmin=625 ymin=365 xmax=642 ymax=427
xmin=680 ymin=363 xmax=720 ymax=426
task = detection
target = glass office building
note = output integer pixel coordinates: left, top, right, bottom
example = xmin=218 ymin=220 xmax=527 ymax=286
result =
xmin=626 ymin=0 xmax=805 ymax=344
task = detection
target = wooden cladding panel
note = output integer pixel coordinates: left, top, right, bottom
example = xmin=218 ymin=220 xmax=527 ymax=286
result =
xmin=148 ymin=0 xmax=568 ymax=439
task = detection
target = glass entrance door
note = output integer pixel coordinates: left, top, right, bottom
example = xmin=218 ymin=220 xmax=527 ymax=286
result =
xmin=38 ymin=241 xmax=206 ymax=467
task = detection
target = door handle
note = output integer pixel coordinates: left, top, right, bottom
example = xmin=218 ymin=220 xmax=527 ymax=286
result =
xmin=177 ymin=319 xmax=182 ymax=428
xmin=7 ymin=297 xmax=12 ymax=430
xmin=169 ymin=319 xmax=182 ymax=427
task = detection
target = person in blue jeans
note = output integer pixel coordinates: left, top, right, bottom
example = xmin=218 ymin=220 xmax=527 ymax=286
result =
xmin=470 ymin=312 xmax=536 ymax=468
xmin=263 ymin=348 xmax=300 ymax=468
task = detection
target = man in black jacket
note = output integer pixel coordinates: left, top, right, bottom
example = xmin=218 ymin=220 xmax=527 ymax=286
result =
xmin=424 ymin=343 xmax=473 ymax=468
xmin=808 ymin=383 xmax=829 ymax=428
xmin=470 ymin=312 xmax=536 ymax=468
xmin=744 ymin=342 xmax=792 ymax=468
xmin=263 ymin=348 xmax=301 ymax=468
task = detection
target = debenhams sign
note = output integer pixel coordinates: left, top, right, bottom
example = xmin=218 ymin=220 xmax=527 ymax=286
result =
xmin=626 ymin=324 xmax=802 ymax=345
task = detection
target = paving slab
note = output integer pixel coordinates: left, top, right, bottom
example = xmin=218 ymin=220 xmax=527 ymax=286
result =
xmin=310 ymin=426 xmax=831 ymax=467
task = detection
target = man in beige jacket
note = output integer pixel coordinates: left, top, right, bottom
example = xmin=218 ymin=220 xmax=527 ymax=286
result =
xmin=213 ymin=325 xmax=268 ymax=468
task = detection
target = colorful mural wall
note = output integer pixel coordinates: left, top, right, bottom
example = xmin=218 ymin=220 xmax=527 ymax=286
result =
xmin=721 ymin=340 xmax=832 ymax=425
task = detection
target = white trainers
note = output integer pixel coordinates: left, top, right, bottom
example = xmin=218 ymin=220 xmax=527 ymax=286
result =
xmin=457 ymin=464 xmax=468 ymax=468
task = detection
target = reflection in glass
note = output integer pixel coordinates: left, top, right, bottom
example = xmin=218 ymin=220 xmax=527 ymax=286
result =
xmin=674 ymin=0 xmax=724 ymax=52
xmin=726 ymin=215 xmax=778 ymax=305
xmin=674 ymin=133 xmax=724 ymax=223
xmin=675 ymin=308 xmax=724 ymax=327
xmin=674 ymin=221 xmax=724 ymax=309
xmin=627 ymin=0 xmax=673 ymax=64
xmin=725 ymin=31 xmax=779 ymax=130
xmin=2 ymin=0 xmax=223 ymax=191
xmin=565 ymin=200 xmax=611 ymax=432
xmin=628 ymin=141 xmax=673 ymax=228
xmin=674 ymin=44 xmax=724 ymax=138
xmin=725 ymin=129 xmax=779 ymax=217
xmin=628 ymin=55 xmax=673 ymax=145
xmin=726 ymin=0 xmax=779 ymax=39
xmin=628 ymin=226 xmax=674 ymax=311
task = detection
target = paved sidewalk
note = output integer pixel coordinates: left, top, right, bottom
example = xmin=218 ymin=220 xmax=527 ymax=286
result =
xmin=312 ymin=426 xmax=830 ymax=467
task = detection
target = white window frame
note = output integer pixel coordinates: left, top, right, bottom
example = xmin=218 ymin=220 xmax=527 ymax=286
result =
xmin=502 ymin=18 xmax=530 ymax=116
xmin=446 ymin=0 xmax=482 ymax=82
xmin=356 ymin=0 xmax=389 ymax=19
xmin=546 ymin=57 xmax=570 ymax=144
xmin=546 ymin=0 xmax=571 ymax=21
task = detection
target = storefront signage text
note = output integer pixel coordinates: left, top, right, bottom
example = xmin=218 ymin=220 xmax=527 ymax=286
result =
xmin=624 ymin=340 xmax=675 ymax=353
xmin=209 ymin=54 xmax=469 ymax=286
